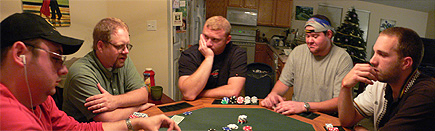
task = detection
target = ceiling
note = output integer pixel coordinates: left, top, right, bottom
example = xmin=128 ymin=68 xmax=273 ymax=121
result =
xmin=359 ymin=0 xmax=435 ymax=13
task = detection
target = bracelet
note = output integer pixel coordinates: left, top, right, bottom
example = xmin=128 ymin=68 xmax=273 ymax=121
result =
xmin=126 ymin=118 xmax=134 ymax=131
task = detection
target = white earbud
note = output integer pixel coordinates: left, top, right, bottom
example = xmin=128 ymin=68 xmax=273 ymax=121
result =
xmin=20 ymin=55 xmax=26 ymax=65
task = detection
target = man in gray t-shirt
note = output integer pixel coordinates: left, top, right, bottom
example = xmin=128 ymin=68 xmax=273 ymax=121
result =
xmin=261 ymin=15 xmax=353 ymax=115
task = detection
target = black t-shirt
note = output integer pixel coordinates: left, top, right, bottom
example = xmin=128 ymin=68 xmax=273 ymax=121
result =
xmin=178 ymin=42 xmax=247 ymax=90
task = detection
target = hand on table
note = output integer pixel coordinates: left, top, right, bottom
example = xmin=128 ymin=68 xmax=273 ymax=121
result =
xmin=85 ymin=83 xmax=119 ymax=113
xmin=274 ymin=101 xmax=305 ymax=115
xmin=198 ymin=34 xmax=214 ymax=59
xmin=134 ymin=114 xmax=181 ymax=131
xmin=261 ymin=93 xmax=285 ymax=108
xmin=342 ymin=63 xmax=378 ymax=88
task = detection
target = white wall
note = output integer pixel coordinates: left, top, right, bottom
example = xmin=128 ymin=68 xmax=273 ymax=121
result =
xmin=1 ymin=0 xmax=172 ymax=95
xmin=291 ymin=0 xmax=429 ymax=60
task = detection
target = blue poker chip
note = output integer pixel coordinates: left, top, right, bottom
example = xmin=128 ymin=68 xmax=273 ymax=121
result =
xmin=222 ymin=97 xmax=230 ymax=104
xmin=183 ymin=111 xmax=192 ymax=115
xmin=222 ymin=127 xmax=231 ymax=131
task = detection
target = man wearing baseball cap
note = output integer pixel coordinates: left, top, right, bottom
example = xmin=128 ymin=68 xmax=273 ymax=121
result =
xmin=0 ymin=13 xmax=180 ymax=131
xmin=261 ymin=15 xmax=353 ymax=115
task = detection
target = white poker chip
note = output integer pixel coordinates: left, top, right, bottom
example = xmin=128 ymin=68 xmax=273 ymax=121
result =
xmin=325 ymin=123 xmax=334 ymax=129
xmin=251 ymin=96 xmax=258 ymax=103
xmin=227 ymin=124 xmax=238 ymax=129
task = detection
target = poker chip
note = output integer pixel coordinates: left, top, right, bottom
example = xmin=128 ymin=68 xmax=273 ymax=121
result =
xmin=251 ymin=96 xmax=258 ymax=104
xmin=222 ymin=126 xmax=231 ymax=131
xmin=222 ymin=97 xmax=229 ymax=104
xmin=237 ymin=96 xmax=244 ymax=104
xmin=230 ymin=96 xmax=237 ymax=104
xmin=238 ymin=115 xmax=248 ymax=124
xmin=325 ymin=123 xmax=333 ymax=129
xmin=244 ymin=96 xmax=251 ymax=105
xmin=227 ymin=124 xmax=238 ymax=129
xmin=207 ymin=128 xmax=216 ymax=131
xmin=129 ymin=112 xmax=148 ymax=118
xmin=182 ymin=111 xmax=192 ymax=115
xmin=243 ymin=126 xmax=252 ymax=131
xmin=327 ymin=127 xmax=339 ymax=131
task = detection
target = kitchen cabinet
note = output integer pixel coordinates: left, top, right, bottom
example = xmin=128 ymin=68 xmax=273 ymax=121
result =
xmin=255 ymin=44 xmax=274 ymax=68
xmin=257 ymin=0 xmax=293 ymax=27
xmin=206 ymin=0 xmax=228 ymax=19
xmin=228 ymin=0 xmax=258 ymax=9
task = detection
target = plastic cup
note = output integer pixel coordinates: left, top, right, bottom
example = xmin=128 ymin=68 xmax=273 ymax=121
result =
xmin=150 ymin=86 xmax=163 ymax=101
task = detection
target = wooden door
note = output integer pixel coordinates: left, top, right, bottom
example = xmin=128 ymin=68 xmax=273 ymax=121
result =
xmin=257 ymin=0 xmax=275 ymax=26
xmin=274 ymin=0 xmax=292 ymax=27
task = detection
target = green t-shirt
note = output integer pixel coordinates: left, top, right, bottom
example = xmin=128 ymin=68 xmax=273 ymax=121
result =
xmin=62 ymin=51 xmax=145 ymax=122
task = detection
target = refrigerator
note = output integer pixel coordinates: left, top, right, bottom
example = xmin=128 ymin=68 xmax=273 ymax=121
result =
xmin=171 ymin=0 xmax=205 ymax=101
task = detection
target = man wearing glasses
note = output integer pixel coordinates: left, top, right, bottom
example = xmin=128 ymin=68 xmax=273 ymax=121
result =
xmin=63 ymin=17 xmax=152 ymax=122
xmin=1 ymin=13 xmax=179 ymax=131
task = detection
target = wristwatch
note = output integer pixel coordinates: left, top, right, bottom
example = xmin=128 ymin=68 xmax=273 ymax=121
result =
xmin=304 ymin=102 xmax=310 ymax=112
xmin=126 ymin=118 xmax=134 ymax=131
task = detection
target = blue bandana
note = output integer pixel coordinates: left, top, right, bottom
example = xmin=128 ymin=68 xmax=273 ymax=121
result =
xmin=304 ymin=17 xmax=335 ymax=33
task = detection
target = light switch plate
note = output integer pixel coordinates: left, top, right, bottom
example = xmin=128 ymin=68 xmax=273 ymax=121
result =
xmin=147 ymin=20 xmax=157 ymax=31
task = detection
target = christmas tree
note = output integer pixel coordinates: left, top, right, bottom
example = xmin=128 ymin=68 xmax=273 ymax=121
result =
xmin=334 ymin=8 xmax=367 ymax=63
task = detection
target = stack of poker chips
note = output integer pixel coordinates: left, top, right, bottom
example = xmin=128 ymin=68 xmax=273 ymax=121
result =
xmin=238 ymin=115 xmax=248 ymax=124
xmin=221 ymin=97 xmax=230 ymax=104
xmin=243 ymin=126 xmax=252 ymax=131
xmin=325 ymin=123 xmax=339 ymax=131
xmin=182 ymin=111 xmax=192 ymax=115
xmin=237 ymin=96 xmax=244 ymax=104
xmin=244 ymin=96 xmax=251 ymax=105
xmin=251 ymin=96 xmax=258 ymax=104
xmin=230 ymin=96 xmax=237 ymax=104
xmin=222 ymin=127 xmax=231 ymax=131
xmin=227 ymin=124 xmax=238 ymax=129
xmin=129 ymin=112 xmax=148 ymax=119
xmin=221 ymin=96 xmax=258 ymax=105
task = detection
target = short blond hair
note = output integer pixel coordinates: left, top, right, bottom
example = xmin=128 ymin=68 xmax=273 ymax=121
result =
xmin=204 ymin=16 xmax=231 ymax=36
xmin=92 ymin=17 xmax=129 ymax=50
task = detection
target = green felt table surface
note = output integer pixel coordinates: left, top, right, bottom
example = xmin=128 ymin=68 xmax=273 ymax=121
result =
xmin=160 ymin=107 xmax=315 ymax=131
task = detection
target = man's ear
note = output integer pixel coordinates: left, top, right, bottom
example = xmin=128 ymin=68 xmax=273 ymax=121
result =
xmin=225 ymin=35 xmax=232 ymax=45
xmin=12 ymin=41 xmax=28 ymax=66
xmin=96 ymin=40 xmax=105 ymax=52
xmin=326 ymin=30 xmax=334 ymax=39
xmin=401 ymin=56 xmax=413 ymax=70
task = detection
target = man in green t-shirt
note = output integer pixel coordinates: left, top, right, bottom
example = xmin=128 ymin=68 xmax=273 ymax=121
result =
xmin=63 ymin=17 xmax=152 ymax=122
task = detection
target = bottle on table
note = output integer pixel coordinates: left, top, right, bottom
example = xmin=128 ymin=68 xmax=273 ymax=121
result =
xmin=143 ymin=68 xmax=155 ymax=92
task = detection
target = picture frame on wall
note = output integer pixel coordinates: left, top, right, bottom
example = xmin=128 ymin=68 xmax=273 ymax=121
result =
xmin=295 ymin=6 xmax=313 ymax=21
xmin=22 ymin=0 xmax=71 ymax=27
xmin=379 ymin=19 xmax=396 ymax=33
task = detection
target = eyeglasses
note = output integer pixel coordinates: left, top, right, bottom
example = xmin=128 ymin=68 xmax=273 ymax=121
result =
xmin=23 ymin=43 xmax=66 ymax=66
xmin=105 ymin=41 xmax=133 ymax=52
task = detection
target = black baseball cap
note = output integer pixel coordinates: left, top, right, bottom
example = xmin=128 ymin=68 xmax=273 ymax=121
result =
xmin=1 ymin=13 xmax=83 ymax=55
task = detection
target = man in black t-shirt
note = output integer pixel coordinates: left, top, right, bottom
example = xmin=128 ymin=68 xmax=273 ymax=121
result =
xmin=178 ymin=16 xmax=247 ymax=100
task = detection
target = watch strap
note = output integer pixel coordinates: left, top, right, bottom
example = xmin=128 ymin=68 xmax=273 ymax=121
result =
xmin=126 ymin=118 xmax=134 ymax=131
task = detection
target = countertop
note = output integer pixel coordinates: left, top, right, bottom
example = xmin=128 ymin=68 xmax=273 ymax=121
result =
xmin=256 ymin=42 xmax=289 ymax=63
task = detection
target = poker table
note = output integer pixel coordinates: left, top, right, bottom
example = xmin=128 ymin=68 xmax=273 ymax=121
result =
xmin=142 ymin=98 xmax=348 ymax=131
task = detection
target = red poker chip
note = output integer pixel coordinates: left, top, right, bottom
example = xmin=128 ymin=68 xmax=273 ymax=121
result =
xmin=243 ymin=126 xmax=252 ymax=131
xmin=237 ymin=96 xmax=244 ymax=104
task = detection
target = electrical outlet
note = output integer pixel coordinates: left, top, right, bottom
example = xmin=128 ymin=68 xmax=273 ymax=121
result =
xmin=147 ymin=20 xmax=157 ymax=31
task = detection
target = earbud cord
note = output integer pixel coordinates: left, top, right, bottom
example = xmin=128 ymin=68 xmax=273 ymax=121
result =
xmin=23 ymin=61 xmax=34 ymax=114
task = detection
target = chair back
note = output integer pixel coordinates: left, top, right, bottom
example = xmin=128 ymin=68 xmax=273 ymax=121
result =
xmin=245 ymin=63 xmax=274 ymax=99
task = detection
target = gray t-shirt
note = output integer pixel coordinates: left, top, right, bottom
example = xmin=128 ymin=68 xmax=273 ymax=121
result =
xmin=279 ymin=44 xmax=353 ymax=102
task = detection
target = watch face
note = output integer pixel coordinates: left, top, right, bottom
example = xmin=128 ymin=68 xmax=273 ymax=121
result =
xmin=304 ymin=102 xmax=310 ymax=112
